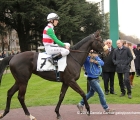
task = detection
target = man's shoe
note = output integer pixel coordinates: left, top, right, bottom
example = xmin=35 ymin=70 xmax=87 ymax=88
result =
xmin=128 ymin=94 xmax=132 ymax=99
xmin=105 ymin=108 xmax=115 ymax=114
xmin=77 ymin=103 xmax=83 ymax=113
xmin=105 ymin=92 xmax=109 ymax=95
xmin=120 ymin=93 xmax=125 ymax=97
xmin=110 ymin=92 xmax=117 ymax=95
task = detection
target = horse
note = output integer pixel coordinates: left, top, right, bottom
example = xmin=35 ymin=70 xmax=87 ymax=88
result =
xmin=0 ymin=31 xmax=107 ymax=120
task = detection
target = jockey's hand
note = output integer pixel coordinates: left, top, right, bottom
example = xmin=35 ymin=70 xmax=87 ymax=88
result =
xmin=65 ymin=45 xmax=70 ymax=50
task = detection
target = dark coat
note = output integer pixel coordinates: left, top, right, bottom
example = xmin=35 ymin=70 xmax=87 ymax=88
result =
xmin=133 ymin=49 xmax=140 ymax=69
xmin=112 ymin=46 xmax=133 ymax=73
xmin=102 ymin=46 xmax=116 ymax=72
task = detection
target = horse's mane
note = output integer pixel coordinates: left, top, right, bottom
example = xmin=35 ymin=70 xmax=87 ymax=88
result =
xmin=71 ymin=35 xmax=92 ymax=50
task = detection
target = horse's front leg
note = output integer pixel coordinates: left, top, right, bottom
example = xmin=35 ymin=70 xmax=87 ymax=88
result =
xmin=68 ymin=79 xmax=90 ymax=115
xmin=55 ymin=83 xmax=68 ymax=120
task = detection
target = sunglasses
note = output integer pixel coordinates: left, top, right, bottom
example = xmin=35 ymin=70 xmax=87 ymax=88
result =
xmin=106 ymin=42 xmax=111 ymax=44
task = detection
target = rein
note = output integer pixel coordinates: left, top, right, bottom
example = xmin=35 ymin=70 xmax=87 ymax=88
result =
xmin=70 ymin=49 xmax=88 ymax=53
xmin=69 ymin=32 xmax=104 ymax=66
xmin=69 ymin=50 xmax=88 ymax=67
xmin=69 ymin=53 xmax=83 ymax=66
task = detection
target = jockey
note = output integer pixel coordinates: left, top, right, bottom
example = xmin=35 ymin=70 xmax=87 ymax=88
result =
xmin=42 ymin=13 xmax=70 ymax=64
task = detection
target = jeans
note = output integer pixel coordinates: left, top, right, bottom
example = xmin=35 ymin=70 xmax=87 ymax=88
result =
xmin=80 ymin=79 xmax=108 ymax=110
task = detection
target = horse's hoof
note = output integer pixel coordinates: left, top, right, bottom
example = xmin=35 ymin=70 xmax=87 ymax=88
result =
xmin=86 ymin=111 xmax=90 ymax=116
xmin=32 ymin=118 xmax=37 ymax=120
xmin=28 ymin=114 xmax=37 ymax=120
xmin=57 ymin=115 xmax=62 ymax=120
xmin=0 ymin=113 xmax=3 ymax=119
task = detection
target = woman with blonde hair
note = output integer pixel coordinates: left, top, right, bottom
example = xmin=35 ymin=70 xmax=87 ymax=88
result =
xmin=127 ymin=43 xmax=136 ymax=88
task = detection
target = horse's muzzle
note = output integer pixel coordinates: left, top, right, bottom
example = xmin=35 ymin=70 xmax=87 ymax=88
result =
xmin=103 ymin=45 xmax=108 ymax=51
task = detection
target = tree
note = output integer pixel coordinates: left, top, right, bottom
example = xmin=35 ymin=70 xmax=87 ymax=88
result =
xmin=0 ymin=0 xmax=48 ymax=51
xmin=101 ymin=12 xmax=109 ymax=40
xmin=0 ymin=0 xmax=105 ymax=51
xmin=119 ymin=31 xmax=140 ymax=44
xmin=55 ymin=0 xmax=104 ymax=43
xmin=0 ymin=23 xmax=8 ymax=51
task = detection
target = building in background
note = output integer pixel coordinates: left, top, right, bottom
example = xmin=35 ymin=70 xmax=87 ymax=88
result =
xmin=0 ymin=29 xmax=20 ymax=52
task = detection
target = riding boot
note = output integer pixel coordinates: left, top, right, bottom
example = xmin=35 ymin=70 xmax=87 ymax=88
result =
xmin=48 ymin=53 xmax=62 ymax=65
xmin=52 ymin=53 xmax=62 ymax=66
xmin=52 ymin=53 xmax=62 ymax=60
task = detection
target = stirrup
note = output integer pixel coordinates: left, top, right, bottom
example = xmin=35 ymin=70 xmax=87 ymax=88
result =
xmin=53 ymin=60 xmax=58 ymax=66
xmin=56 ymin=71 xmax=61 ymax=82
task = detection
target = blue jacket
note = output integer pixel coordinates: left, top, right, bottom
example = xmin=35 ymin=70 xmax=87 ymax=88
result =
xmin=84 ymin=56 xmax=104 ymax=78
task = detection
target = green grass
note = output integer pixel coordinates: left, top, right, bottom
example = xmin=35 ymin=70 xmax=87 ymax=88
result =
xmin=0 ymin=70 xmax=140 ymax=110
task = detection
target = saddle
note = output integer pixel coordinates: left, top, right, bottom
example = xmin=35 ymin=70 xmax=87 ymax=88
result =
xmin=37 ymin=53 xmax=67 ymax=82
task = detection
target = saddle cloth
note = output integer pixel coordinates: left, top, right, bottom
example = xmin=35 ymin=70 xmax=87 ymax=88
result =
xmin=37 ymin=53 xmax=67 ymax=71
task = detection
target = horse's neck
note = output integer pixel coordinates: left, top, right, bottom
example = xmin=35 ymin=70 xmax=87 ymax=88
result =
xmin=72 ymin=40 xmax=92 ymax=66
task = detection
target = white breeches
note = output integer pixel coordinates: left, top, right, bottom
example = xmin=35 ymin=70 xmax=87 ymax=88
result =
xmin=43 ymin=43 xmax=70 ymax=56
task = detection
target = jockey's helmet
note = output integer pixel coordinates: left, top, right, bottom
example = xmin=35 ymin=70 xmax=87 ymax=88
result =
xmin=47 ymin=13 xmax=60 ymax=21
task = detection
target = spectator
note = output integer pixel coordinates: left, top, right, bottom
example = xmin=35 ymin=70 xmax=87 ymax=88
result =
xmin=122 ymin=40 xmax=128 ymax=47
xmin=133 ymin=45 xmax=137 ymax=50
xmin=112 ymin=40 xmax=133 ymax=99
xmin=8 ymin=51 xmax=12 ymax=56
xmin=102 ymin=39 xmax=116 ymax=95
xmin=133 ymin=44 xmax=140 ymax=77
xmin=2 ymin=51 xmax=7 ymax=58
xmin=10 ymin=50 xmax=15 ymax=55
xmin=77 ymin=50 xmax=114 ymax=113
xmin=16 ymin=49 xmax=21 ymax=54
xmin=127 ymin=43 xmax=136 ymax=88
xmin=0 ymin=52 xmax=3 ymax=58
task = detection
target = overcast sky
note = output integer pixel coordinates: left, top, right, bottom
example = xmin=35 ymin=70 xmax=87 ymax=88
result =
xmin=86 ymin=0 xmax=140 ymax=38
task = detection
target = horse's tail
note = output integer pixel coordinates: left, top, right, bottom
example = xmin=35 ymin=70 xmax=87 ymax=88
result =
xmin=0 ymin=56 xmax=13 ymax=85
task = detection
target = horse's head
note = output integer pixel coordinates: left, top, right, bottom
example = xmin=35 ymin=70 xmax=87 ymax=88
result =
xmin=91 ymin=30 xmax=108 ymax=56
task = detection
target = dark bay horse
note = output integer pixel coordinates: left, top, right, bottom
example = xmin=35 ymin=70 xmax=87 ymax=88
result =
xmin=0 ymin=32 xmax=107 ymax=120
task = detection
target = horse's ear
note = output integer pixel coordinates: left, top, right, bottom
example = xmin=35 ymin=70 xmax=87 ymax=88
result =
xmin=94 ymin=30 xmax=100 ymax=37
xmin=94 ymin=30 xmax=101 ymax=39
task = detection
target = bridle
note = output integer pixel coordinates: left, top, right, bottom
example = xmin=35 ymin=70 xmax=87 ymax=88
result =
xmin=70 ymin=49 xmax=88 ymax=53
xmin=69 ymin=33 xmax=104 ymax=66
xmin=70 ymin=34 xmax=103 ymax=53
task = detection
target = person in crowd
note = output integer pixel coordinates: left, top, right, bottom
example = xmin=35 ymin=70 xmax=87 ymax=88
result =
xmin=2 ymin=51 xmax=7 ymax=58
xmin=127 ymin=43 xmax=136 ymax=88
xmin=77 ymin=50 xmax=114 ymax=113
xmin=42 ymin=12 xmax=70 ymax=64
xmin=16 ymin=49 xmax=21 ymax=54
xmin=102 ymin=39 xmax=116 ymax=95
xmin=11 ymin=50 xmax=15 ymax=55
xmin=112 ymin=40 xmax=133 ymax=99
xmin=133 ymin=45 xmax=137 ymax=50
xmin=0 ymin=52 xmax=3 ymax=58
xmin=122 ymin=40 xmax=128 ymax=47
xmin=133 ymin=44 xmax=140 ymax=77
